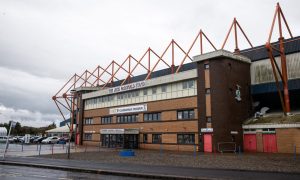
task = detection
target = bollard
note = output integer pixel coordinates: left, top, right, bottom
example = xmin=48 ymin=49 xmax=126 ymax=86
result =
xmin=22 ymin=142 xmax=24 ymax=152
xmin=39 ymin=144 xmax=41 ymax=156
xmin=37 ymin=144 xmax=38 ymax=151
xmin=194 ymin=144 xmax=197 ymax=157
xmin=62 ymin=144 xmax=64 ymax=150
xmin=66 ymin=144 xmax=68 ymax=154
xmin=238 ymin=146 xmax=241 ymax=155
xmin=85 ymin=145 xmax=87 ymax=152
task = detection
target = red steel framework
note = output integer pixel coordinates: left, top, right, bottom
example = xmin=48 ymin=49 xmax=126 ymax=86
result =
xmin=221 ymin=17 xmax=253 ymax=53
xmin=265 ymin=3 xmax=293 ymax=115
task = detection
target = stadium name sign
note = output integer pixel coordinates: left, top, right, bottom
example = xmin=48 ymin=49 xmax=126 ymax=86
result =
xmin=108 ymin=81 xmax=146 ymax=94
xmin=109 ymin=104 xmax=147 ymax=114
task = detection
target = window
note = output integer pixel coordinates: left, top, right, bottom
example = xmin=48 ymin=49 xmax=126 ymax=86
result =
xmin=117 ymin=114 xmax=138 ymax=123
xmin=144 ymin=112 xmax=161 ymax=121
xmin=152 ymin=134 xmax=162 ymax=144
xmin=177 ymin=109 xmax=195 ymax=120
xmin=206 ymin=117 xmax=212 ymax=123
xmin=204 ymin=63 xmax=210 ymax=69
xmin=183 ymin=80 xmax=194 ymax=89
xmin=177 ymin=134 xmax=195 ymax=144
xmin=101 ymin=116 xmax=112 ymax=124
xmin=152 ymin=87 xmax=157 ymax=94
xmin=143 ymin=134 xmax=148 ymax=143
xmin=84 ymin=133 xmax=92 ymax=140
xmin=84 ymin=118 xmax=93 ymax=125
xmin=135 ymin=91 xmax=139 ymax=97
xmin=188 ymin=80 xmax=194 ymax=88
xmin=205 ymin=88 xmax=211 ymax=94
xmin=182 ymin=81 xmax=188 ymax=89
xmin=161 ymin=85 xmax=167 ymax=93
xmin=143 ymin=89 xmax=148 ymax=95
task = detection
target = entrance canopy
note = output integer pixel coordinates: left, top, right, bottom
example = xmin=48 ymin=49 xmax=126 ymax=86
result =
xmin=100 ymin=129 xmax=139 ymax=135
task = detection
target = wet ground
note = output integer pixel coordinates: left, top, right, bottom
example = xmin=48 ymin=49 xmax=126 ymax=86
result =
xmin=0 ymin=165 xmax=149 ymax=180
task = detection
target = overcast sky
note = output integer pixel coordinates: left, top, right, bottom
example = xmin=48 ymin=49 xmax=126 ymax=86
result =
xmin=0 ymin=0 xmax=299 ymax=127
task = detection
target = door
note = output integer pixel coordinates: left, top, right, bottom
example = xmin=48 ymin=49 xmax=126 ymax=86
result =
xmin=243 ymin=134 xmax=257 ymax=152
xmin=263 ymin=134 xmax=277 ymax=153
xmin=204 ymin=134 xmax=212 ymax=152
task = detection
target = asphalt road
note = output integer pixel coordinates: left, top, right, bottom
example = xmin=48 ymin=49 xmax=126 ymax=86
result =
xmin=0 ymin=165 xmax=149 ymax=180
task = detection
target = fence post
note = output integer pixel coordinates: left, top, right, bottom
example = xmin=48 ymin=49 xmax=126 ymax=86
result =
xmin=51 ymin=144 xmax=54 ymax=157
xmin=39 ymin=144 xmax=41 ymax=156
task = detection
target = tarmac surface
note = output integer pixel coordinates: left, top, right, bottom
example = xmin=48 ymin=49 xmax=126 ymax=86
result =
xmin=0 ymin=164 xmax=148 ymax=180
xmin=0 ymin=156 xmax=299 ymax=180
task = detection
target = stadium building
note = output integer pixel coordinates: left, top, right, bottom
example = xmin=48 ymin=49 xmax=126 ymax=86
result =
xmin=53 ymin=3 xmax=300 ymax=153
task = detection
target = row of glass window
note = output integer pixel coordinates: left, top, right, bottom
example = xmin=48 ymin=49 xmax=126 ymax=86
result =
xmin=117 ymin=114 xmax=139 ymax=123
xmin=84 ymin=133 xmax=195 ymax=144
xmin=101 ymin=117 xmax=112 ymax=124
xmin=85 ymin=80 xmax=195 ymax=107
xmin=84 ymin=109 xmax=195 ymax=125
xmin=84 ymin=118 xmax=93 ymax=125
xmin=143 ymin=133 xmax=195 ymax=144
xmin=84 ymin=133 xmax=92 ymax=140
xmin=177 ymin=110 xmax=195 ymax=120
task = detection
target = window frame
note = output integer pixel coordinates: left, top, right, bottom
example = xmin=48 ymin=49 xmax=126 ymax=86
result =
xmin=177 ymin=109 xmax=195 ymax=120
xmin=177 ymin=134 xmax=195 ymax=144
xmin=152 ymin=134 xmax=162 ymax=144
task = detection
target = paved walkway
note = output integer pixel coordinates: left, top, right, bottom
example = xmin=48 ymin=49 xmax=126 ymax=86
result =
xmin=0 ymin=156 xmax=300 ymax=180
xmin=40 ymin=149 xmax=300 ymax=173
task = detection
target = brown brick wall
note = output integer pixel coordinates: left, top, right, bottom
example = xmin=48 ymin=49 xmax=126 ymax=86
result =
xmin=256 ymin=132 xmax=263 ymax=152
xmin=276 ymin=128 xmax=300 ymax=154
xmin=197 ymin=58 xmax=251 ymax=151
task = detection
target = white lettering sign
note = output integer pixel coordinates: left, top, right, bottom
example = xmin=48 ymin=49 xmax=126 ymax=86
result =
xmin=109 ymin=104 xmax=147 ymax=114
xmin=100 ymin=129 xmax=125 ymax=134
xmin=108 ymin=81 xmax=146 ymax=94
xmin=201 ymin=128 xmax=213 ymax=133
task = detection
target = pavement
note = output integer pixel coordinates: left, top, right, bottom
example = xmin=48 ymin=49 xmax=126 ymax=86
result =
xmin=0 ymin=156 xmax=300 ymax=180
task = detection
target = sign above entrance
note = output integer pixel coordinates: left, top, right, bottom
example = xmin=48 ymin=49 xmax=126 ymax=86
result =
xmin=201 ymin=128 xmax=213 ymax=133
xmin=109 ymin=104 xmax=147 ymax=114
xmin=100 ymin=129 xmax=139 ymax=134
xmin=108 ymin=81 xmax=146 ymax=94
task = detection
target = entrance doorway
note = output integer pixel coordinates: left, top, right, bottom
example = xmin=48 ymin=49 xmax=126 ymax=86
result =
xmin=243 ymin=134 xmax=257 ymax=152
xmin=204 ymin=134 xmax=212 ymax=152
xmin=263 ymin=134 xmax=277 ymax=153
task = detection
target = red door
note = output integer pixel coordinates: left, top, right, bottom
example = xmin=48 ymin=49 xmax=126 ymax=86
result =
xmin=243 ymin=134 xmax=257 ymax=152
xmin=204 ymin=134 xmax=212 ymax=152
xmin=263 ymin=134 xmax=277 ymax=153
